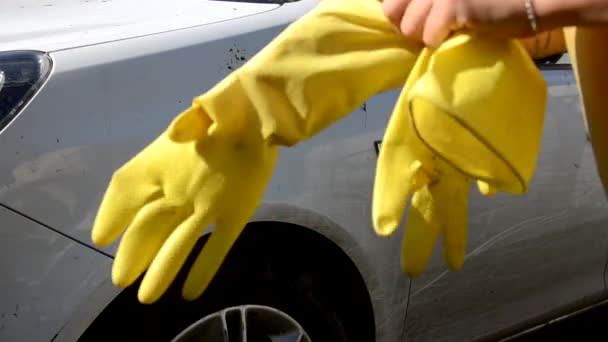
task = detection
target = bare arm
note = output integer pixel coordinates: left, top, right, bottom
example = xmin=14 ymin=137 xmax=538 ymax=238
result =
xmin=536 ymin=0 xmax=608 ymax=30
xmin=519 ymin=0 xmax=608 ymax=61
xmin=381 ymin=0 xmax=608 ymax=55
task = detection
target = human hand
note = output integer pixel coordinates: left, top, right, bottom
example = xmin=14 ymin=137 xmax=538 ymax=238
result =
xmin=382 ymin=0 xmax=536 ymax=48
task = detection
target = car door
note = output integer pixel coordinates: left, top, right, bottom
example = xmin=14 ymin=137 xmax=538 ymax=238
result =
xmin=400 ymin=54 xmax=608 ymax=341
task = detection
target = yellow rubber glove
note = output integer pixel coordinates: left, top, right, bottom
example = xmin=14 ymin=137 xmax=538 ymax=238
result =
xmin=91 ymin=0 xmax=422 ymax=304
xmin=564 ymin=26 xmax=608 ymax=193
xmin=373 ymin=33 xmax=547 ymax=276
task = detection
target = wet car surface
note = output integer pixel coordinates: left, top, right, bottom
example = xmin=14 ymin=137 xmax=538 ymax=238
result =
xmin=507 ymin=300 xmax=608 ymax=341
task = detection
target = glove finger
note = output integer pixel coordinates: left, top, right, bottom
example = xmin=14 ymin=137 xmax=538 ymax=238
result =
xmin=167 ymin=104 xmax=211 ymax=143
xmin=441 ymin=176 xmax=470 ymax=271
xmin=138 ymin=211 xmax=213 ymax=304
xmin=111 ymin=200 xmax=186 ymax=289
xmin=91 ymin=168 xmax=162 ymax=247
xmin=373 ymin=53 xmax=434 ymax=236
xmin=401 ymin=186 xmax=441 ymax=277
xmin=477 ymin=180 xmax=497 ymax=197
xmin=182 ymin=211 xmax=250 ymax=301
xmin=373 ymin=93 xmax=431 ymax=236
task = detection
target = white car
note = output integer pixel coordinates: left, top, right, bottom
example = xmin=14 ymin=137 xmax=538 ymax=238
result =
xmin=2 ymin=0 xmax=607 ymax=341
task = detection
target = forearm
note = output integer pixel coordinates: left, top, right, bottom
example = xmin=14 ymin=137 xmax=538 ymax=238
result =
xmin=563 ymin=27 xmax=608 ymax=192
xmin=535 ymin=0 xmax=608 ymax=30
xmin=519 ymin=0 xmax=608 ymax=61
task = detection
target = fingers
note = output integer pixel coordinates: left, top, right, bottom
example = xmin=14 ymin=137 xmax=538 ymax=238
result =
xmin=440 ymin=176 xmax=470 ymax=271
xmin=401 ymin=186 xmax=442 ymax=276
xmin=372 ymin=45 xmax=436 ymax=237
xmin=382 ymin=0 xmax=463 ymax=48
xmin=137 ymin=211 xmax=212 ymax=304
xmin=400 ymin=0 xmax=432 ymax=44
xmin=91 ymin=168 xmax=162 ymax=247
xmin=477 ymin=180 xmax=497 ymax=196
xmin=383 ymin=0 xmax=411 ymax=29
xmin=373 ymin=83 xmax=433 ymax=236
xmin=111 ymin=201 xmax=185 ymax=289
xmin=181 ymin=212 xmax=249 ymax=301
xmin=373 ymin=156 xmax=429 ymax=236
xmin=422 ymin=0 xmax=459 ymax=48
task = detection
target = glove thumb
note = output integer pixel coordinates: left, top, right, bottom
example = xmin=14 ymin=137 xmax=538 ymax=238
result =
xmin=168 ymin=104 xmax=212 ymax=142
xmin=372 ymin=52 xmax=435 ymax=236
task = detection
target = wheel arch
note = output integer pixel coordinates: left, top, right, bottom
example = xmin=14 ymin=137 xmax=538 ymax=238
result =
xmin=54 ymin=202 xmax=382 ymax=341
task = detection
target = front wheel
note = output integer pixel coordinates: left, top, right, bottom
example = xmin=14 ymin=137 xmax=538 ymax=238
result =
xmin=78 ymin=223 xmax=375 ymax=342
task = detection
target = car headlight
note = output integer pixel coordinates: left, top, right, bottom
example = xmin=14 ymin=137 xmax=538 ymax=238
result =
xmin=0 ymin=51 xmax=52 ymax=131
xmin=0 ymin=71 xmax=5 ymax=92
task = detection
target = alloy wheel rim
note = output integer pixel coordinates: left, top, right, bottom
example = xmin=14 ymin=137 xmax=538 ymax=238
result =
xmin=170 ymin=304 xmax=312 ymax=342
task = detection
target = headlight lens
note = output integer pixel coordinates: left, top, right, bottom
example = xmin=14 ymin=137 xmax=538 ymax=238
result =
xmin=0 ymin=71 xmax=5 ymax=93
xmin=0 ymin=51 xmax=52 ymax=131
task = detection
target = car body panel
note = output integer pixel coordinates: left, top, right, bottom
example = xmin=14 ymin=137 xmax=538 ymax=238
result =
xmin=0 ymin=0 xmax=280 ymax=51
xmin=1 ymin=0 xmax=608 ymax=340
xmin=0 ymin=205 xmax=111 ymax=341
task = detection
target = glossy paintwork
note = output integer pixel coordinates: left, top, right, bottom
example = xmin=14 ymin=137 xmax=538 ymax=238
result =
xmin=0 ymin=0 xmax=279 ymax=51
xmin=0 ymin=206 xmax=111 ymax=341
xmin=1 ymin=0 xmax=607 ymax=340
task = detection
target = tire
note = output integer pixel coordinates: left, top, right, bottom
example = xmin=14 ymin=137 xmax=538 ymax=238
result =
xmin=77 ymin=223 xmax=375 ymax=342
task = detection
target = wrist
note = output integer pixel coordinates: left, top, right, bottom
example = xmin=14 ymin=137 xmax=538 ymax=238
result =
xmin=528 ymin=0 xmax=567 ymax=31
xmin=533 ymin=0 xmax=608 ymax=29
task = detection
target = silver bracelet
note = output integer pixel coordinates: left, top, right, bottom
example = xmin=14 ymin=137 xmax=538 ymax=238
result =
xmin=524 ymin=0 xmax=539 ymax=32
